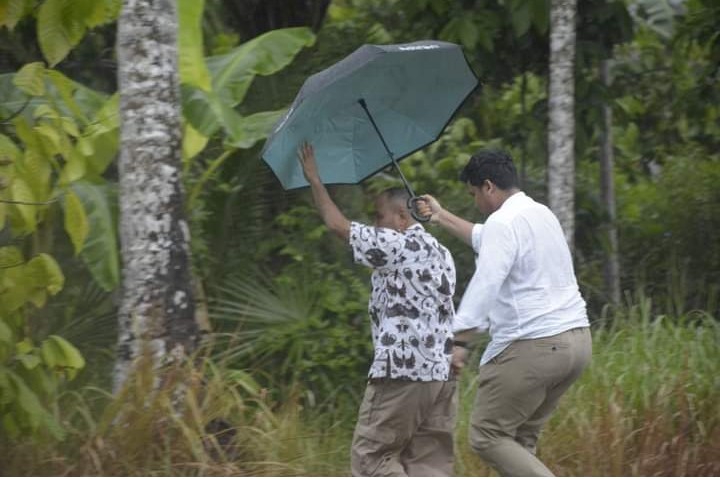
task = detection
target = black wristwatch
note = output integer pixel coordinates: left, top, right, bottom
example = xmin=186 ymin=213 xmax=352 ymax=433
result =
xmin=453 ymin=340 xmax=469 ymax=348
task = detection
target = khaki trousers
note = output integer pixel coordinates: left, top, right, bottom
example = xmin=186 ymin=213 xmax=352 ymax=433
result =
xmin=469 ymin=327 xmax=592 ymax=477
xmin=351 ymin=379 xmax=458 ymax=476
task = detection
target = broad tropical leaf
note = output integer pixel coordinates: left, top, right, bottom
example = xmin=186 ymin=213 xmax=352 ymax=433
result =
xmin=178 ymin=0 xmax=211 ymax=91
xmin=72 ymin=181 xmax=119 ymax=291
xmin=206 ymin=27 xmax=316 ymax=108
xmin=63 ymin=188 xmax=89 ymax=255
xmin=224 ymin=109 xmax=285 ymax=149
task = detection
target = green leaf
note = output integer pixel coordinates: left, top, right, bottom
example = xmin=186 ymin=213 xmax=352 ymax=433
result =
xmin=72 ymin=182 xmax=119 ymax=291
xmin=18 ymin=353 xmax=41 ymax=370
xmin=0 ymin=0 xmax=31 ymax=30
xmin=27 ymin=253 xmax=64 ymax=296
xmin=530 ymin=0 xmax=549 ymax=34
xmin=178 ymin=0 xmax=211 ymax=92
xmin=40 ymin=338 xmax=60 ymax=368
xmin=34 ymin=123 xmax=63 ymax=155
xmin=457 ymin=16 xmax=479 ymax=49
xmin=181 ymin=85 xmax=223 ymax=137
xmin=0 ymin=246 xmax=25 ymax=269
xmin=19 ymin=149 xmax=52 ymax=203
xmin=82 ymin=94 xmax=119 ymax=176
xmin=182 ymin=122 xmax=209 ymax=162
xmin=7 ymin=370 xmax=54 ymax=433
xmin=81 ymin=0 xmax=113 ymax=28
xmin=12 ymin=62 xmax=45 ymax=96
xmin=0 ymin=133 xmax=20 ymax=166
xmin=46 ymin=69 xmax=88 ymax=124
xmin=510 ymin=1 xmax=531 ymax=37
xmin=0 ymin=319 xmax=12 ymax=344
xmin=63 ymin=188 xmax=89 ymax=255
xmin=9 ymin=177 xmax=36 ymax=232
xmin=224 ymin=109 xmax=285 ymax=149
xmin=43 ymin=335 xmax=85 ymax=370
xmin=59 ymin=149 xmax=87 ymax=184
xmin=16 ymin=338 xmax=32 ymax=354
xmin=37 ymin=0 xmax=86 ymax=66
xmin=225 ymin=369 xmax=260 ymax=395
xmin=206 ymin=27 xmax=316 ymax=108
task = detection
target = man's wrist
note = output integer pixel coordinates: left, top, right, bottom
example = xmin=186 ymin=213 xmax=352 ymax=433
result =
xmin=432 ymin=207 xmax=448 ymax=224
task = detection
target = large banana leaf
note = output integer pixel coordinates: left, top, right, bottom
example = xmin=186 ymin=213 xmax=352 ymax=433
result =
xmin=181 ymin=27 xmax=315 ymax=150
xmin=206 ymin=27 xmax=316 ymax=108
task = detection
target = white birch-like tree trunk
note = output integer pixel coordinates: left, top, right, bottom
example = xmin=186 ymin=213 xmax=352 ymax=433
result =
xmin=114 ymin=0 xmax=198 ymax=392
xmin=600 ymin=59 xmax=621 ymax=304
xmin=547 ymin=0 xmax=577 ymax=248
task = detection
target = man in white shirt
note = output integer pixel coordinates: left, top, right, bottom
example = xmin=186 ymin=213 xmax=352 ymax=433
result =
xmin=419 ymin=149 xmax=591 ymax=476
xmin=298 ymin=142 xmax=458 ymax=476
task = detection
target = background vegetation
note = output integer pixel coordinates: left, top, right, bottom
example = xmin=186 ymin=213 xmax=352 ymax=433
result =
xmin=1 ymin=0 xmax=718 ymax=475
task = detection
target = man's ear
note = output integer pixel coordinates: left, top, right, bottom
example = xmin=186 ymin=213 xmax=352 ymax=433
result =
xmin=397 ymin=205 xmax=412 ymax=229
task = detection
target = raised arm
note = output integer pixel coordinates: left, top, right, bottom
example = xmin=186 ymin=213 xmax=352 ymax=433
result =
xmin=298 ymin=142 xmax=351 ymax=240
xmin=417 ymin=194 xmax=474 ymax=246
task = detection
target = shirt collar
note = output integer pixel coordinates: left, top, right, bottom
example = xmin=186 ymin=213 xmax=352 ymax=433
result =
xmin=501 ymin=191 xmax=526 ymax=209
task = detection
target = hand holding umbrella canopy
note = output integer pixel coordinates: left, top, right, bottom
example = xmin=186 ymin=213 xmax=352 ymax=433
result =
xmin=261 ymin=40 xmax=479 ymax=220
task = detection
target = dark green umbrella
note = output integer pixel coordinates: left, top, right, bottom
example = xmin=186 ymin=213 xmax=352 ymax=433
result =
xmin=261 ymin=40 xmax=478 ymax=219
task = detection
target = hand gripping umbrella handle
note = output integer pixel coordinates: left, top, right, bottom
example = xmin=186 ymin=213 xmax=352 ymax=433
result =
xmin=408 ymin=197 xmax=432 ymax=223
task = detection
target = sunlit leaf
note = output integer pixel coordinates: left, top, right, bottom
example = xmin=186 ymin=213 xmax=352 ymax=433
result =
xmin=178 ymin=0 xmax=211 ymax=91
xmin=63 ymin=188 xmax=89 ymax=255
xmin=12 ymin=62 xmax=45 ymax=96
xmin=9 ymin=177 xmax=36 ymax=232
xmin=37 ymin=0 xmax=85 ymax=66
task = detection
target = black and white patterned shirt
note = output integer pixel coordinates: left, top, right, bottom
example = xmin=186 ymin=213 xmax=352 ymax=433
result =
xmin=349 ymin=222 xmax=456 ymax=381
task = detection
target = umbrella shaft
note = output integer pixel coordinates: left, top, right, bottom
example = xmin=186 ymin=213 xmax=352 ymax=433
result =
xmin=358 ymin=98 xmax=417 ymax=198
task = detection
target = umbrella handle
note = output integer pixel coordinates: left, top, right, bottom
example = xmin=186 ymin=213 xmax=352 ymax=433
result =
xmin=408 ymin=197 xmax=432 ymax=223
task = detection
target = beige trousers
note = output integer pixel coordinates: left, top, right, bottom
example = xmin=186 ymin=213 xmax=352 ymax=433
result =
xmin=469 ymin=327 xmax=592 ymax=477
xmin=351 ymin=379 xmax=458 ymax=476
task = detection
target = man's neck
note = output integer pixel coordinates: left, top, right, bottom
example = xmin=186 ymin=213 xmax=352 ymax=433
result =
xmin=496 ymin=188 xmax=521 ymax=208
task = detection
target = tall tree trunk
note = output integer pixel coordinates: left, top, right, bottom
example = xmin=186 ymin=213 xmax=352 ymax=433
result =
xmin=600 ymin=59 xmax=621 ymax=305
xmin=114 ymin=0 xmax=198 ymax=393
xmin=547 ymin=0 xmax=577 ymax=249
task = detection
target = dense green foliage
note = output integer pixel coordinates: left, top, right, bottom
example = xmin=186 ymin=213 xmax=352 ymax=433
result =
xmin=1 ymin=310 xmax=718 ymax=475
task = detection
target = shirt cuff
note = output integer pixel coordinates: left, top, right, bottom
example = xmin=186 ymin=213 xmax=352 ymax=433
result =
xmin=452 ymin=312 xmax=488 ymax=334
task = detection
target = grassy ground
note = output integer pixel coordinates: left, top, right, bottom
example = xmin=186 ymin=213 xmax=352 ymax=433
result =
xmin=2 ymin=305 xmax=719 ymax=476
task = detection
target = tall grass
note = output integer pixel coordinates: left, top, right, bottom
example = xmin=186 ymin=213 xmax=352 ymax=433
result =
xmin=453 ymin=303 xmax=720 ymax=476
xmin=2 ymin=300 xmax=718 ymax=476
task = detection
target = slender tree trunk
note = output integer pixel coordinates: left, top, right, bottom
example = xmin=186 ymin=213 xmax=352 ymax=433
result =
xmin=547 ymin=0 xmax=577 ymax=249
xmin=600 ymin=59 xmax=621 ymax=305
xmin=114 ymin=0 xmax=198 ymax=393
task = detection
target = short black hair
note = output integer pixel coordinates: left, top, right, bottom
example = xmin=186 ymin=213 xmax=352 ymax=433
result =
xmin=378 ymin=186 xmax=410 ymax=205
xmin=459 ymin=149 xmax=519 ymax=190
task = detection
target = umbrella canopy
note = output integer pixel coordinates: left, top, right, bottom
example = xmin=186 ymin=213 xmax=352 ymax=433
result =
xmin=261 ymin=40 xmax=479 ymax=190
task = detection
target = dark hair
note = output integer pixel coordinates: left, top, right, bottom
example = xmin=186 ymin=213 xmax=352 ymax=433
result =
xmin=459 ymin=149 xmax=519 ymax=190
xmin=378 ymin=186 xmax=410 ymax=205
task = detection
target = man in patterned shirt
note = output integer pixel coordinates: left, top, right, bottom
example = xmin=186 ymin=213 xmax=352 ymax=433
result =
xmin=297 ymin=142 xmax=459 ymax=476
